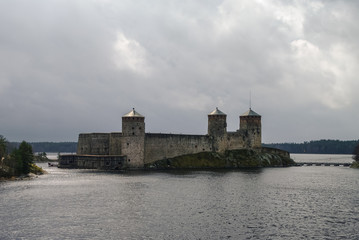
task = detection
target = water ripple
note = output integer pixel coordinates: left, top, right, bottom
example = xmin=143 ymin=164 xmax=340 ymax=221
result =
xmin=0 ymin=163 xmax=358 ymax=239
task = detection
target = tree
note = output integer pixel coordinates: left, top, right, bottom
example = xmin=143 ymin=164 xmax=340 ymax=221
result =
xmin=0 ymin=137 xmax=39 ymax=177
xmin=18 ymin=141 xmax=34 ymax=174
xmin=8 ymin=141 xmax=34 ymax=175
xmin=34 ymin=152 xmax=49 ymax=162
xmin=9 ymin=148 xmax=23 ymax=175
xmin=0 ymin=135 xmax=9 ymax=177
xmin=353 ymin=144 xmax=359 ymax=162
xmin=0 ymin=135 xmax=7 ymax=160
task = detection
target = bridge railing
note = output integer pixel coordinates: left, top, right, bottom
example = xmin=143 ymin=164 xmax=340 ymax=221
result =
xmin=295 ymin=162 xmax=351 ymax=167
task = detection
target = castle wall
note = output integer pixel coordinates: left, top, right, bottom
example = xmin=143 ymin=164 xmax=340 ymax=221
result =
xmin=121 ymin=135 xmax=145 ymax=168
xmin=109 ymin=132 xmax=122 ymax=155
xmin=77 ymin=133 xmax=110 ymax=155
xmin=248 ymin=128 xmax=261 ymax=148
xmin=226 ymin=132 xmax=246 ymax=150
xmin=76 ymin=130 xmax=257 ymax=165
xmin=237 ymin=128 xmax=261 ymax=148
xmin=144 ymin=133 xmax=212 ymax=164
xmin=211 ymin=135 xmax=227 ymax=152
xmin=59 ymin=154 xmax=126 ymax=169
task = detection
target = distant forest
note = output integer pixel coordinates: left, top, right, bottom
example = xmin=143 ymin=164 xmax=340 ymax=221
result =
xmin=6 ymin=139 xmax=359 ymax=155
xmin=8 ymin=142 xmax=77 ymax=153
xmin=264 ymin=140 xmax=359 ymax=154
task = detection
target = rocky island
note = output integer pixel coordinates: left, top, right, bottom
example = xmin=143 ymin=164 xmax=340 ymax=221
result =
xmin=145 ymin=148 xmax=294 ymax=169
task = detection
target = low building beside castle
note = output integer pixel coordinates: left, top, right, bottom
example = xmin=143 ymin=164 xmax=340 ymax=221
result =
xmin=59 ymin=107 xmax=263 ymax=169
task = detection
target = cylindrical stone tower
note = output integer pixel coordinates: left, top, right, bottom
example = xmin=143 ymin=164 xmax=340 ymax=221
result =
xmin=121 ymin=108 xmax=145 ymax=168
xmin=208 ymin=107 xmax=227 ymax=137
xmin=240 ymin=108 xmax=261 ymax=148
xmin=122 ymin=108 xmax=145 ymax=137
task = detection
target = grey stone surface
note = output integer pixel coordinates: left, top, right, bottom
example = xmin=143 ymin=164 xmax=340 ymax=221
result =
xmin=71 ymin=108 xmax=263 ymax=168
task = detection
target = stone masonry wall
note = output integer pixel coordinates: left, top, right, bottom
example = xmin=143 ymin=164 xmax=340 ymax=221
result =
xmin=109 ymin=132 xmax=122 ymax=155
xmin=144 ymin=133 xmax=213 ymax=164
xmin=76 ymin=109 xmax=262 ymax=168
xmin=77 ymin=133 xmax=110 ymax=155
xmin=121 ymin=135 xmax=145 ymax=168
xmin=59 ymin=154 xmax=126 ymax=169
xmin=77 ymin=130 xmax=257 ymax=167
xmin=226 ymin=132 xmax=246 ymax=151
xmin=237 ymin=128 xmax=261 ymax=148
xmin=121 ymin=117 xmax=145 ymax=168
xmin=208 ymin=115 xmax=227 ymax=136
xmin=239 ymin=117 xmax=261 ymax=148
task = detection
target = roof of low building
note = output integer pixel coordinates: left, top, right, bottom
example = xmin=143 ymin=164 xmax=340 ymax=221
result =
xmin=209 ymin=107 xmax=226 ymax=115
xmin=240 ymin=108 xmax=261 ymax=117
xmin=123 ymin=108 xmax=144 ymax=117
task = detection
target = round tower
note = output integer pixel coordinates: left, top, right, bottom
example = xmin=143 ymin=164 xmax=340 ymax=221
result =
xmin=121 ymin=108 xmax=145 ymax=168
xmin=208 ymin=107 xmax=227 ymax=137
xmin=240 ymin=108 xmax=261 ymax=148
xmin=122 ymin=108 xmax=145 ymax=137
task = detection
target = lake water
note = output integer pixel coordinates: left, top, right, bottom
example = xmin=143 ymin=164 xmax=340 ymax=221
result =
xmin=1 ymin=155 xmax=358 ymax=239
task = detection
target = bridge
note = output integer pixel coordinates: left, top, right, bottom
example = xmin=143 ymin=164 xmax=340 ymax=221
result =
xmin=295 ymin=162 xmax=352 ymax=167
xmin=293 ymin=155 xmax=353 ymax=167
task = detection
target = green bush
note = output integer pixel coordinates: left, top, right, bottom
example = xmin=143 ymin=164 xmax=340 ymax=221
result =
xmin=353 ymin=144 xmax=359 ymax=162
xmin=350 ymin=161 xmax=359 ymax=168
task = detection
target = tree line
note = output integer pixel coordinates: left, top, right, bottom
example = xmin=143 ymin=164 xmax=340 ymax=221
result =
xmin=263 ymin=139 xmax=359 ymax=154
xmin=8 ymin=141 xmax=77 ymax=153
xmin=5 ymin=139 xmax=359 ymax=155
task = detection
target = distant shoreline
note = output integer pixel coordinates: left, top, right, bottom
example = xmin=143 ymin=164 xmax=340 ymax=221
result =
xmin=6 ymin=140 xmax=358 ymax=155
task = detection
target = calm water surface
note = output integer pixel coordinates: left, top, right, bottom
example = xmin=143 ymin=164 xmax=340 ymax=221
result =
xmin=1 ymin=156 xmax=359 ymax=240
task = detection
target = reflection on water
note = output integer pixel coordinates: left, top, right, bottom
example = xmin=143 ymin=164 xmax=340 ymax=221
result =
xmin=1 ymin=158 xmax=359 ymax=239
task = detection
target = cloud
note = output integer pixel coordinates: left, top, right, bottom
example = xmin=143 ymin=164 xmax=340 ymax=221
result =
xmin=0 ymin=0 xmax=358 ymax=142
xmin=0 ymin=76 xmax=10 ymax=94
xmin=113 ymin=32 xmax=152 ymax=75
xmin=289 ymin=39 xmax=354 ymax=109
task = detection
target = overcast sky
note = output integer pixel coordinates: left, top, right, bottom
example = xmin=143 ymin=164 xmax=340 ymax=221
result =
xmin=1 ymin=0 xmax=358 ymax=143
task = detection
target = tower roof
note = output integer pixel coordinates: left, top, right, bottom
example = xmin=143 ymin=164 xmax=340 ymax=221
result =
xmin=123 ymin=108 xmax=144 ymax=118
xmin=240 ymin=108 xmax=261 ymax=117
xmin=209 ymin=107 xmax=226 ymax=116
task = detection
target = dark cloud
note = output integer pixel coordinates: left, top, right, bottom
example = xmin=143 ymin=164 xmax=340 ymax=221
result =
xmin=0 ymin=0 xmax=358 ymax=142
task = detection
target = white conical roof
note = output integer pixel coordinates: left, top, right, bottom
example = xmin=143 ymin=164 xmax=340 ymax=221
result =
xmin=123 ymin=108 xmax=144 ymax=117
xmin=240 ymin=108 xmax=261 ymax=117
xmin=209 ymin=107 xmax=226 ymax=115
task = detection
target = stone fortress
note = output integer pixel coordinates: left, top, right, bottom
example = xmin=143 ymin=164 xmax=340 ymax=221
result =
xmin=59 ymin=107 xmax=264 ymax=169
